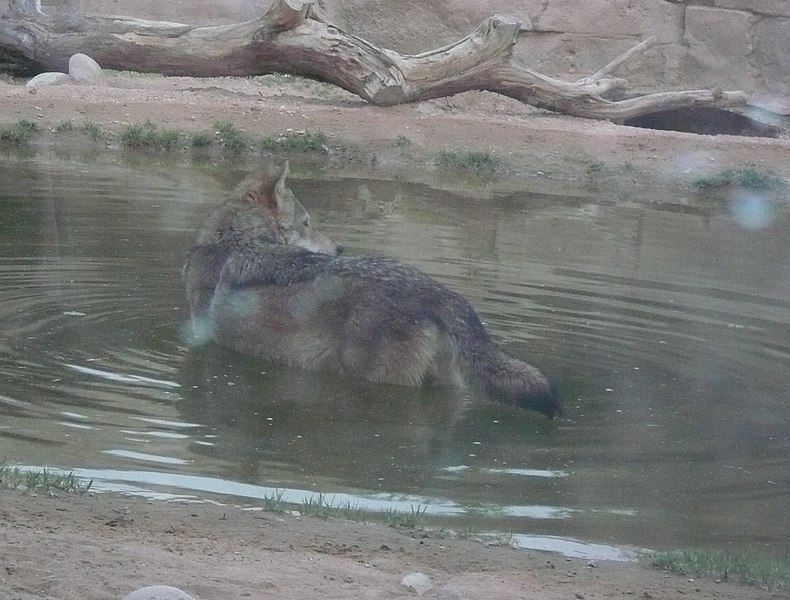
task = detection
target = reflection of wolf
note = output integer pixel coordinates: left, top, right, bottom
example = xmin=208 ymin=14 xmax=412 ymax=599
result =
xmin=183 ymin=160 xmax=561 ymax=418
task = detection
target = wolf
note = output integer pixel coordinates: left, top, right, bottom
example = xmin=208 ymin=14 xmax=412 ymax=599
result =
xmin=183 ymin=160 xmax=561 ymax=418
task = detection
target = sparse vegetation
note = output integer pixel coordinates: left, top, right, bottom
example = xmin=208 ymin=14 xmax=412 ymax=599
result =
xmin=260 ymin=130 xmax=328 ymax=152
xmin=0 ymin=126 xmax=32 ymax=144
xmin=382 ymin=504 xmax=428 ymax=528
xmin=55 ymin=119 xmax=76 ymax=133
xmin=0 ymin=463 xmax=92 ymax=493
xmin=260 ymin=489 xmax=287 ymax=512
xmin=694 ymin=167 xmax=784 ymax=190
xmin=435 ymin=148 xmax=500 ymax=172
xmin=648 ymin=548 xmax=790 ymax=589
xmin=214 ymin=120 xmax=249 ymax=153
xmin=585 ymin=160 xmax=604 ymax=175
xmin=5 ymin=115 xmax=346 ymax=156
xmin=255 ymin=490 xmax=429 ymax=528
xmin=394 ymin=135 xmax=412 ymax=148
xmin=157 ymin=128 xmax=183 ymax=149
xmin=81 ymin=119 xmax=103 ymax=141
xmin=16 ymin=119 xmax=39 ymax=132
xmin=191 ymin=131 xmax=215 ymax=147
xmin=120 ymin=121 xmax=184 ymax=149
xmin=299 ymin=493 xmax=366 ymax=521
xmin=119 ymin=122 xmax=150 ymax=147
xmin=0 ymin=119 xmax=39 ymax=144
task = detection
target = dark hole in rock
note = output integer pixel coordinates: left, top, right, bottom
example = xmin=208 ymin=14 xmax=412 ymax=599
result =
xmin=623 ymin=107 xmax=781 ymax=138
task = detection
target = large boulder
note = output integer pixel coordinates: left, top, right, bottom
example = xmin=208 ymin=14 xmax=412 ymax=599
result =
xmin=68 ymin=53 xmax=104 ymax=85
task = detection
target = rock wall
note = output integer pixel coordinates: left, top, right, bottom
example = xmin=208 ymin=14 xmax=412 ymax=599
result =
xmin=39 ymin=0 xmax=789 ymax=101
xmin=325 ymin=0 xmax=789 ymax=101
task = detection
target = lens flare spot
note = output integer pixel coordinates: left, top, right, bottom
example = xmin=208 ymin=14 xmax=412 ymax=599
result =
xmin=729 ymin=192 xmax=775 ymax=229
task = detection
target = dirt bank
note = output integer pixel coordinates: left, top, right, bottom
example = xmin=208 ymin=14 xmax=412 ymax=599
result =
xmin=2 ymin=71 xmax=789 ymax=200
xmin=1 ymin=487 xmax=784 ymax=600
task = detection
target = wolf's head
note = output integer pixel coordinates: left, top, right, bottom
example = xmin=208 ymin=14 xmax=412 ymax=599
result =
xmin=237 ymin=160 xmax=342 ymax=256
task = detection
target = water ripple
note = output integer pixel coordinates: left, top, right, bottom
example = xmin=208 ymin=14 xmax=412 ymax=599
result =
xmin=2 ymin=158 xmax=788 ymax=555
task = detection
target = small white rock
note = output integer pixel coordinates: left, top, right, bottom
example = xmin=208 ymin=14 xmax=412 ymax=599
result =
xmin=400 ymin=572 xmax=433 ymax=595
xmin=120 ymin=585 xmax=197 ymax=600
xmin=25 ymin=72 xmax=71 ymax=89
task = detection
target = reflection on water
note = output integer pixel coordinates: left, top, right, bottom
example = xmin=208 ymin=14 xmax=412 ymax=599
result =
xmin=1 ymin=156 xmax=789 ymax=559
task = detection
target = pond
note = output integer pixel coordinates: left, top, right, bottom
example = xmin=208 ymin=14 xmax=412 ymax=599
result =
xmin=1 ymin=154 xmax=788 ymax=560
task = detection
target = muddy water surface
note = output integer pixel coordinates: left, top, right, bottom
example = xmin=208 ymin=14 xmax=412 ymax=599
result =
xmin=1 ymin=155 xmax=788 ymax=559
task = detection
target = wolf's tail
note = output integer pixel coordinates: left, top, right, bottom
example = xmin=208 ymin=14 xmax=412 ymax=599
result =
xmin=459 ymin=329 xmax=562 ymax=419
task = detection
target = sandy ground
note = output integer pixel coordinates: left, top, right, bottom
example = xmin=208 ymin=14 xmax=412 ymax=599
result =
xmin=1 ymin=53 xmax=790 ymax=600
xmin=1 ymin=72 xmax=789 ymax=198
xmin=1 ymin=487 xmax=786 ymax=600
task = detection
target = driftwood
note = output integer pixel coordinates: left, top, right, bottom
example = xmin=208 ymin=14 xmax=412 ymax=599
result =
xmin=0 ymin=0 xmax=749 ymax=121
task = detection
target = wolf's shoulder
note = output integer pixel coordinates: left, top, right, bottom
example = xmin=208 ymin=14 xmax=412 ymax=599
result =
xmin=193 ymin=200 xmax=276 ymax=244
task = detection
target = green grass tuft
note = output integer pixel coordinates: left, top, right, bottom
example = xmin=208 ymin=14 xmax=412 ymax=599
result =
xmin=55 ymin=119 xmax=75 ymax=133
xmin=0 ymin=126 xmax=33 ymax=144
xmin=260 ymin=130 xmax=328 ymax=152
xmin=0 ymin=119 xmax=39 ymax=144
xmin=282 ymin=493 xmax=366 ymax=521
xmin=649 ymin=548 xmax=790 ymax=589
xmin=81 ymin=119 xmax=103 ymax=141
xmin=16 ymin=119 xmax=39 ymax=132
xmin=260 ymin=489 xmax=287 ymax=512
xmin=191 ymin=131 xmax=215 ymax=147
xmin=120 ymin=121 xmax=184 ymax=149
xmin=586 ymin=160 xmax=603 ymax=174
xmin=253 ymin=490 xmax=432 ymax=526
xmin=694 ymin=167 xmax=784 ymax=190
xmin=157 ymin=128 xmax=183 ymax=149
xmin=214 ymin=120 xmax=249 ymax=153
xmin=0 ymin=462 xmax=92 ymax=493
xmin=435 ymin=148 xmax=500 ymax=172
xmin=382 ymin=504 xmax=428 ymax=528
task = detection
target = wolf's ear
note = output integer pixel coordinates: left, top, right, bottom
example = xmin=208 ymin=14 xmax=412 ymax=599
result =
xmin=273 ymin=160 xmax=289 ymax=198
xmin=271 ymin=160 xmax=296 ymax=227
xmin=241 ymin=160 xmax=289 ymax=211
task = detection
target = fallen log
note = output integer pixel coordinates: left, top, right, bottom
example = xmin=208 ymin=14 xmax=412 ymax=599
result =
xmin=0 ymin=0 xmax=749 ymax=121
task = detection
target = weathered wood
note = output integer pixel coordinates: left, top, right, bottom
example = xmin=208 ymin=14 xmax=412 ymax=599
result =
xmin=0 ymin=0 xmax=749 ymax=120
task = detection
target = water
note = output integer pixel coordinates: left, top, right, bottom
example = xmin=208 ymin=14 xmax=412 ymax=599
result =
xmin=1 ymin=155 xmax=788 ymax=559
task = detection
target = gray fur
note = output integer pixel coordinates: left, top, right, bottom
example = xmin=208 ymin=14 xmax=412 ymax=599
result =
xmin=183 ymin=160 xmax=561 ymax=418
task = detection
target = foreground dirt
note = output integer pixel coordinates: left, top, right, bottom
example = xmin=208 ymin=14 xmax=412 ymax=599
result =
xmin=1 ymin=488 xmax=785 ymax=600
xmin=1 ymin=59 xmax=790 ymax=600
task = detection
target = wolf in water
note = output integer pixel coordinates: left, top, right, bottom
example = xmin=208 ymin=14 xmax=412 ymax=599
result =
xmin=183 ymin=160 xmax=561 ymax=418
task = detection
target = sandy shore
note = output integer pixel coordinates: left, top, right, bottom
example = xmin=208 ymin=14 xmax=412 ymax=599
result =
xmin=2 ymin=487 xmax=783 ymax=600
